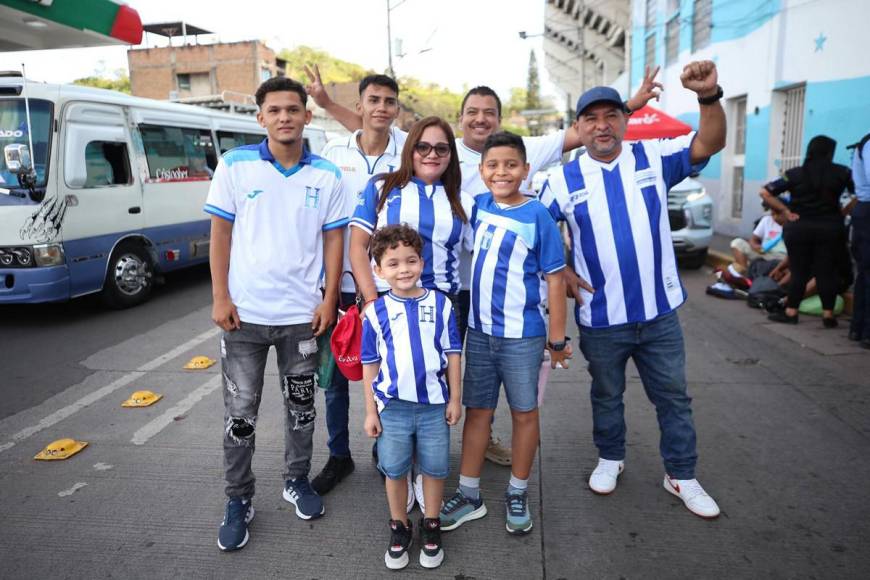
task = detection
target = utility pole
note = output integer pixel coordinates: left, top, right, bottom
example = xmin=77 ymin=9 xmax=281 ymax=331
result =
xmin=386 ymin=0 xmax=395 ymax=77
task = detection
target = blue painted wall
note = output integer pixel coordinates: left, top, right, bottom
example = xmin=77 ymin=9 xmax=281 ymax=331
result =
xmin=710 ymin=0 xmax=780 ymax=44
xmin=803 ymin=76 xmax=870 ymax=167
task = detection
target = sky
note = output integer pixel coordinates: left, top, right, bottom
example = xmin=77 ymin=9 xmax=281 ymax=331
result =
xmin=4 ymin=0 xmax=559 ymax=101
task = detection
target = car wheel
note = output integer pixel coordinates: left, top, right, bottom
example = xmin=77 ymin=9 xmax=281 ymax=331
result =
xmin=679 ymin=248 xmax=708 ymax=270
xmin=101 ymin=241 xmax=154 ymax=308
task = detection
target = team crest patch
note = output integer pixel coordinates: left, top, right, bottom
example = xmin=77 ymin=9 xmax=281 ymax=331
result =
xmin=305 ymin=186 xmax=321 ymax=209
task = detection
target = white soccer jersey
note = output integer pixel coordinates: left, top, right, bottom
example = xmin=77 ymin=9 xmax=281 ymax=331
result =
xmin=351 ymin=177 xmax=474 ymax=295
xmin=320 ymin=128 xmax=406 ymax=294
xmin=539 ymin=133 xmax=707 ymax=328
xmin=361 ymin=289 xmax=461 ymax=412
xmin=204 ymin=140 xmax=346 ymax=325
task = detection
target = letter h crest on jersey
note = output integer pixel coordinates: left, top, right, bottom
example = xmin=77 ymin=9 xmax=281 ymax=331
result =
xmin=419 ymin=305 xmax=435 ymax=324
xmin=305 ymin=186 xmax=321 ymax=209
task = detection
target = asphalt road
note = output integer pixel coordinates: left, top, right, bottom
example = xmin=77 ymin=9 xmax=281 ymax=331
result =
xmin=1 ymin=267 xmax=868 ymax=579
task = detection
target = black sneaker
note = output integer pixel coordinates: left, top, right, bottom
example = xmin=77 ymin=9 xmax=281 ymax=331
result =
xmin=311 ymin=455 xmax=355 ymax=495
xmin=384 ymin=519 xmax=413 ymax=570
xmin=768 ymin=311 xmax=798 ymax=324
xmin=217 ymin=496 xmax=254 ymax=551
xmin=282 ymin=477 xmax=325 ymax=520
xmin=419 ymin=517 xmax=444 ymax=569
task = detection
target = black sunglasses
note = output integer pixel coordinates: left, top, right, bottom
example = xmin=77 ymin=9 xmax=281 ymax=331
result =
xmin=414 ymin=141 xmax=451 ymax=158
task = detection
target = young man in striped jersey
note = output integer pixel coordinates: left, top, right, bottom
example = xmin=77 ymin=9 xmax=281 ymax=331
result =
xmin=539 ymin=61 xmax=726 ymax=519
xmin=361 ymin=224 xmax=462 ymax=570
xmin=439 ymin=132 xmax=571 ymax=535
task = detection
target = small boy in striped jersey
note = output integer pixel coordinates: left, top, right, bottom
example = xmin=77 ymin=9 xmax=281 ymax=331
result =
xmin=361 ymin=224 xmax=462 ymax=570
xmin=440 ymin=132 xmax=571 ymax=535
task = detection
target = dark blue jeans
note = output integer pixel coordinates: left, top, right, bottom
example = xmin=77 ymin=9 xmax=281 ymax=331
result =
xmin=324 ymin=292 xmax=357 ymax=458
xmin=578 ymin=311 xmax=698 ymax=479
xmin=850 ymin=202 xmax=870 ymax=340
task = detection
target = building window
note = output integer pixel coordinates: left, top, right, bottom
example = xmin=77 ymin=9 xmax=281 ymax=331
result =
xmin=779 ymin=85 xmax=806 ymax=173
xmin=177 ymin=73 xmax=191 ymax=91
xmin=260 ymin=67 xmax=272 ymax=82
xmin=645 ymin=32 xmax=657 ymax=71
xmin=665 ymin=14 xmax=680 ymax=65
xmin=729 ymin=96 xmax=747 ymax=219
xmin=139 ymin=125 xmax=218 ymax=181
xmin=645 ymin=0 xmax=657 ymax=30
xmin=692 ymin=0 xmax=712 ymax=52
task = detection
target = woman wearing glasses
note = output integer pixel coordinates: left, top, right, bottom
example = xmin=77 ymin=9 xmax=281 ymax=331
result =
xmin=350 ymin=116 xmax=473 ymax=331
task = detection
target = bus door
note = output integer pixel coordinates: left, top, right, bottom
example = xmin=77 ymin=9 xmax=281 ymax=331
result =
xmin=60 ymin=102 xmax=143 ymax=297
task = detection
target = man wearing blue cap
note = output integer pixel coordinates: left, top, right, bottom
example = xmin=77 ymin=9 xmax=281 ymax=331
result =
xmin=539 ymin=60 xmax=726 ymax=519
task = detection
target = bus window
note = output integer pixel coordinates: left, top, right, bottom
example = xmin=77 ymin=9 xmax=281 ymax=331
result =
xmin=217 ymin=131 xmax=264 ymax=154
xmin=82 ymin=141 xmax=132 ymax=188
xmin=139 ymin=125 xmax=215 ymax=181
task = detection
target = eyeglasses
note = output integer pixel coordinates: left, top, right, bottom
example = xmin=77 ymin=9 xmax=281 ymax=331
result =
xmin=413 ymin=141 xmax=451 ymax=158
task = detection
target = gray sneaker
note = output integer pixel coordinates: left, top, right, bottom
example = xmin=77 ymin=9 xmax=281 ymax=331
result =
xmin=504 ymin=491 xmax=533 ymax=535
xmin=439 ymin=489 xmax=487 ymax=531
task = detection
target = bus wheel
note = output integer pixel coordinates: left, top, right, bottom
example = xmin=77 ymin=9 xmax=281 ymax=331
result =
xmin=102 ymin=241 xmax=154 ymax=308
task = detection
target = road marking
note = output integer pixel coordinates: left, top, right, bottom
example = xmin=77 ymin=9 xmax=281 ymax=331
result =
xmin=131 ymin=375 xmax=222 ymax=446
xmin=93 ymin=463 xmax=113 ymax=471
xmin=0 ymin=327 xmax=221 ymax=455
xmin=58 ymin=482 xmax=88 ymax=497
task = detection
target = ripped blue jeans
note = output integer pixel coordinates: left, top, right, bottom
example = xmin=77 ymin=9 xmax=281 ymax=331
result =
xmin=221 ymin=322 xmax=318 ymax=499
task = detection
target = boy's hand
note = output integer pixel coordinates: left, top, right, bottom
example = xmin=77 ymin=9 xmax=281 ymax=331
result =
xmin=212 ymin=296 xmax=241 ymax=331
xmin=304 ymin=64 xmax=331 ymax=109
xmin=547 ymin=342 xmax=573 ymax=369
xmin=446 ymin=400 xmax=462 ymax=426
xmin=364 ymin=412 xmax=382 ymax=438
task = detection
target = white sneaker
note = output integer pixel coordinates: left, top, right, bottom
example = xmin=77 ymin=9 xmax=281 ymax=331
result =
xmin=406 ymin=472 xmax=416 ymax=513
xmin=414 ymin=473 xmax=426 ymax=513
xmin=588 ymin=458 xmax=625 ymax=494
xmin=663 ymin=475 xmax=720 ymax=519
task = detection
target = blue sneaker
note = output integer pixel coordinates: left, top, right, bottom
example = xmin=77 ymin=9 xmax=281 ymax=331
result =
xmin=282 ymin=477 xmax=324 ymax=520
xmin=505 ymin=491 xmax=533 ymax=535
xmin=439 ymin=489 xmax=487 ymax=531
xmin=217 ymin=496 xmax=254 ymax=551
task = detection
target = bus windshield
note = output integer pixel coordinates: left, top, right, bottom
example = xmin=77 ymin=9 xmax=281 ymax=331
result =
xmin=0 ymin=98 xmax=53 ymax=191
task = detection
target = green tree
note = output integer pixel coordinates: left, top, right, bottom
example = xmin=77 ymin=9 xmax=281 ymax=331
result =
xmin=506 ymin=87 xmax=528 ymax=116
xmin=526 ymin=49 xmax=541 ymax=110
xmin=277 ymin=46 xmax=373 ymax=83
xmin=73 ymin=69 xmax=130 ymax=94
xmin=399 ymin=76 xmax=462 ymax=123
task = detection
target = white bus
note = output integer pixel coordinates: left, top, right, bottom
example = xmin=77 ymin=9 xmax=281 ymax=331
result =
xmin=0 ymin=74 xmax=328 ymax=307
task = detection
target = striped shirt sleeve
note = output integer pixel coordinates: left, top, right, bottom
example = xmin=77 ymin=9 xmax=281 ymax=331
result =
xmin=322 ymin=171 xmax=349 ymax=232
xmin=360 ymin=313 xmax=381 ymax=364
xmin=350 ymin=178 xmax=380 ymax=234
xmin=538 ymin=178 xmax=566 ymax=222
xmin=204 ymin=158 xmax=236 ymax=222
xmin=657 ymin=132 xmax=709 ymax=190
xmin=441 ymin=297 xmax=462 ymax=354
xmin=535 ymin=205 xmax=567 ymax=274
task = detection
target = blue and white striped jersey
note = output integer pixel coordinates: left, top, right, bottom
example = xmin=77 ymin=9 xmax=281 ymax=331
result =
xmin=204 ymin=139 xmax=346 ymax=326
xmin=468 ymin=193 xmax=566 ymax=338
xmin=361 ymin=289 xmax=461 ymax=412
xmin=539 ymin=133 xmax=707 ymax=328
xmin=350 ymin=177 xmax=474 ymax=294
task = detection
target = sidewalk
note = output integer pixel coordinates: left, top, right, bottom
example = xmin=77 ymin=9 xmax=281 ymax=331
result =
xmin=0 ymin=270 xmax=868 ymax=579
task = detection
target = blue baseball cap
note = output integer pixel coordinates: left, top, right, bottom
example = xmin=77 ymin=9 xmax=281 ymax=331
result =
xmin=575 ymin=86 xmax=628 ymax=118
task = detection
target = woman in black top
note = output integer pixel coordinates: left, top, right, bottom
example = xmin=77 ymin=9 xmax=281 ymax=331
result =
xmin=761 ymin=135 xmax=854 ymax=326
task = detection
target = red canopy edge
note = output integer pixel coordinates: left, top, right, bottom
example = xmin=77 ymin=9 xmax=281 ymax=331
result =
xmin=624 ymin=105 xmax=692 ymax=140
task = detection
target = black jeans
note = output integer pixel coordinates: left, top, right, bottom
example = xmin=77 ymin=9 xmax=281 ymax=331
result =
xmin=783 ymin=216 xmax=846 ymax=311
xmin=850 ymin=202 xmax=870 ymax=338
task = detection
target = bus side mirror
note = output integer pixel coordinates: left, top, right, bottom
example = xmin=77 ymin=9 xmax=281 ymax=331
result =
xmin=4 ymin=144 xmax=32 ymax=174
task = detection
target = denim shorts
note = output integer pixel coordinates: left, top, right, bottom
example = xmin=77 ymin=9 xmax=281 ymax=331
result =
xmin=377 ymin=399 xmax=450 ymax=479
xmin=462 ymin=328 xmax=545 ymax=412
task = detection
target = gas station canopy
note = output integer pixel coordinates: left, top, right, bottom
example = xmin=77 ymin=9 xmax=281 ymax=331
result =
xmin=0 ymin=0 xmax=143 ymax=51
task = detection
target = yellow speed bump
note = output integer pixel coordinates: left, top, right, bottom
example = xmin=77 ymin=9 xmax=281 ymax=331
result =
xmin=184 ymin=356 xmax=216 ymax=370
xmin=121 ymin=390 xmax=163 ymax=408
xmin=34 ymin=438 xmax=88 ymax=461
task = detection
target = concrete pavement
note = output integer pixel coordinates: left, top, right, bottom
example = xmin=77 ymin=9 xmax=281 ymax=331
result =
xmin=0 ymin=269 xmax=868 ymax=579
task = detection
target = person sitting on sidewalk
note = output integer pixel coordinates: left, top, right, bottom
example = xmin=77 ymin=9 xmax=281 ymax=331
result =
xmin=361 ymin=225 xmax=462 ymax=570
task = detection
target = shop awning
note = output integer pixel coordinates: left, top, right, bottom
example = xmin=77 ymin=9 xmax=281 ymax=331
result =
xmin=0 ymin=0 xmax=142 ymax=51
xmin=624 ymin=105 xmax=693 ymax=140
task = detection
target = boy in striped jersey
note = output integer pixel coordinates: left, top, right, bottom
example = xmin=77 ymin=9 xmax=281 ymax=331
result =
xmin=361 ymin=224 xmax=462 ymax=570
xmin=440 ymin=133 xmax=571 ymax=535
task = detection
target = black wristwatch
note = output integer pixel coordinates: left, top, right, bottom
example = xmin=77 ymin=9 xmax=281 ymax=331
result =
xmin=548 ymin=338 xmax=569 ymax=351
xmin=623 ymin=100 xmax=634 ymax=116
xmin=697 ymin=85 xmax=723 ymax=105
